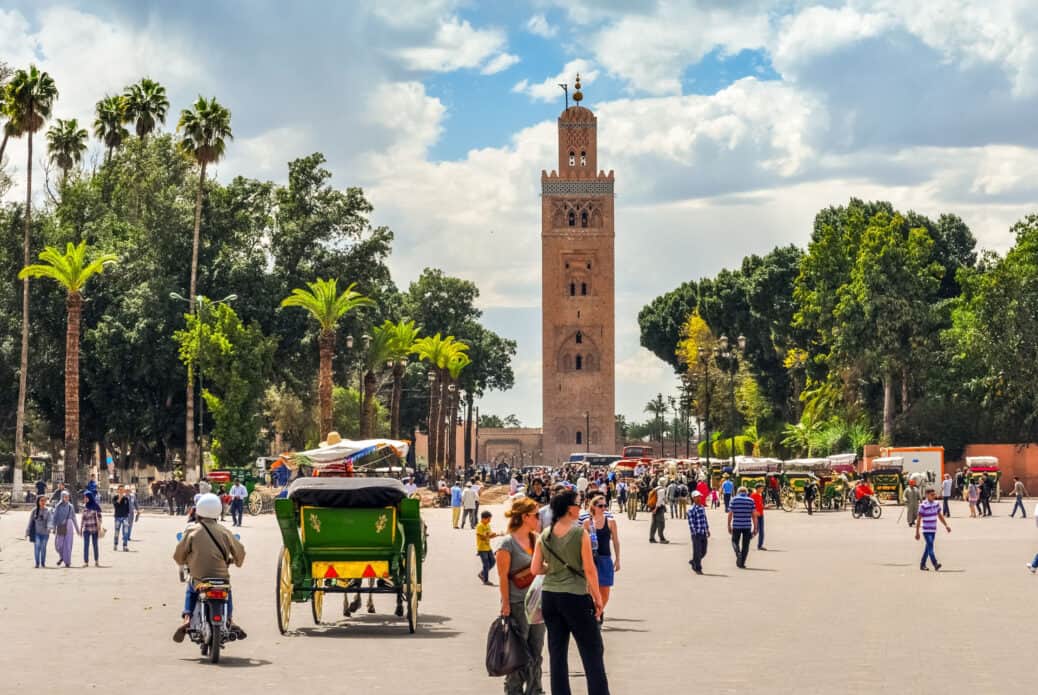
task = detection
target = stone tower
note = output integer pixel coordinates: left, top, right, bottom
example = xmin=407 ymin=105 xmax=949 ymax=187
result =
xmin=541 ymin=75 xmax=616 ymax=465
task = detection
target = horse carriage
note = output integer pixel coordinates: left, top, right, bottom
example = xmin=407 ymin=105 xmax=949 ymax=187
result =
xmin=817 ymin=454 xmax=857 ymax=510
xmin=964 ymin=456 xmax=1002 ymax=502
xmin=273 ymin=438 xmax=426 ymax=634
xmin=869 ymin=457 xmax=904 ymax=503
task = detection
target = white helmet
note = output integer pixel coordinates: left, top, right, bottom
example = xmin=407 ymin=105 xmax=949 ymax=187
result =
xmin=195 ymin=493 xmax=222 ymax=520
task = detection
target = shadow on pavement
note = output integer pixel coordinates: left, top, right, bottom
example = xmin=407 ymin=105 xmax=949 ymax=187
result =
xmin=296 ymin=613 xmax=460 ymax=639
xmin=178 ymin=657 xmax=272 ymax=668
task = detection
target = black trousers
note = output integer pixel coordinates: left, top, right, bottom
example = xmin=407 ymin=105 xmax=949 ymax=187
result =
xmin=649 ymin=507 xmax=667 ymax=541
xmin=731 ymin=528 xmax=751 ymax=566
xmin=942 ymin=495 xmax=951 ymax=516
xmin=542 ymin=591 xmax=610 ymax=695
xmin=690 ymin=534 xmax=708 ymax=572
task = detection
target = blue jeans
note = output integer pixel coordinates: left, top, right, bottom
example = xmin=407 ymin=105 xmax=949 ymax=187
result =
xmin=114 ymin=516 xmax=130 ymax=548
xmin=478 ymin=550 xmax=496 ymax=582
xmin=1011 ymin=496 xmax=1026 ymax=517
xmin=921 ymin=532 xmax=938 ymax=568
xmin=184 ymin=583 xmax=233 ymax=620
xmin=1031 ymin=553 xmax=1038 ymax=569
xmin=757 ymin=514 xmax=766 ymax=549
xmin=230 ymin=498 xmax=244 ymax=526
xmin=83 ymin=531 xmax=99 ymax=563
xmin=33 ymin=533 xmax=49 ymax=566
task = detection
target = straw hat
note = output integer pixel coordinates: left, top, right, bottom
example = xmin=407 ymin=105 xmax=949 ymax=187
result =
xmin=320 ymin=431 xmax=343 ymax=447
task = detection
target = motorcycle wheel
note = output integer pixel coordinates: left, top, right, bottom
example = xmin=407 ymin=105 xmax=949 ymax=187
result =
xmin=851 ymin=506 xmax=862 ymax=519
xmin=870 ymin=502 xmax=883 ymax=519
xmin=208 ymin=625 xmax=221 ymax=664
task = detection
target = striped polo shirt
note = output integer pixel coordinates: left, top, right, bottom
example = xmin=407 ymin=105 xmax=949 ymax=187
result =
xmin=918 ymin=499 xmax=941 ymax=532
xmin=730 ymin=494 xmax=756 ymax=529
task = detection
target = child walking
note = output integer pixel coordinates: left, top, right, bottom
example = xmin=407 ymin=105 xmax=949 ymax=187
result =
xmin=475 ymin=510 xmax=498 ymax=585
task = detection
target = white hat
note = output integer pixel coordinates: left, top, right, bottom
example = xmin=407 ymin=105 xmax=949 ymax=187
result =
xmin=691 ymin=490 xmax=703 ymax=498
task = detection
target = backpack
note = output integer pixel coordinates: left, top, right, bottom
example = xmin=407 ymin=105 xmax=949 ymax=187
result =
xmin=647 ymin=488 xmax=658 ymax=508
xmin=677 ymin=484 xmax=688 ymax=499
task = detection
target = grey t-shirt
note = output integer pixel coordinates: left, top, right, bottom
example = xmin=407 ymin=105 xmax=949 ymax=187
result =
xmin=498 ymin=534 xmax=535 ymax=604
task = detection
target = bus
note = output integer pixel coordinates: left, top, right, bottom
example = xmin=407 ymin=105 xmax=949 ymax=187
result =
xmin=622 ymin=445 xmax=654 ymax=460
xmin=585 ymin=455 xmax=622 ymax=467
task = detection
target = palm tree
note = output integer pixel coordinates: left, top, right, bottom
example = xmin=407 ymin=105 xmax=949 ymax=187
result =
xmin=281 ymin=279 xmax=375 ymax=439
xmin=413 ymin=334 xmax=465 ymax=481
xmin=381 ymin=319 xmax=420 ymax=439
xmin=445 ymin=350 xmax=471 ymax=472
xmin=46 ymin=118 xmax=87 ymax=187
xmin=177 ymin=96 xmax=232 ymax=474
xmin=19 ymin=242 xmax=116 ymax=487
xmin=0 ymin=85 xmax=21 ymax=164
xmin=7 ymin=65 xmax=57 ymax=497
xmin=93 ymin=95 xmax=128 ymax=162
xmin=644 ymin=394 xmax=668 ymax=453
xmin=122 ymin=78 xmax=169 ymax=140
xmin=360 ymin=326 xmax=394 ymax=439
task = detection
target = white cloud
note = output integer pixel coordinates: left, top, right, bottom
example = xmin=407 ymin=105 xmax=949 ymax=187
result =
xmin=526 ymin=14 xmax=557 ymax=38
xmin=512 ymin=59 xmax=599 ymax=102
xmin=396 ymin=17 xmax=507 ymax=72
xmin=771 ymin=5 xmax=894 ymax=77
xmin=372 ymin=0 xmax=464 ymax=28
xmin=481 ymin=52 xmax=520 ymax=75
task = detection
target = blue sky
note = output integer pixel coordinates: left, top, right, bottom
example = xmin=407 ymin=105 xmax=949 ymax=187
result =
xmin=4 ymin=1 xmax=1038 ymax=429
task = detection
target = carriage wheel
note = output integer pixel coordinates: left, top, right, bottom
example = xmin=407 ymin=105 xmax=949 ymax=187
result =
xmin=276 ymin=547 xmax=292 ymax=634
xmin=780 ymin=490 xmax=796 ymax=512
xmin=248 ymin=491 xmax=263 ymax=516
xmin=311 ymin=580 xmax=324 ymax=625
xmin=0 ymin=489 xmax=10 ymax=513
xmin=405 ymin=544 xmax=418 ymax=634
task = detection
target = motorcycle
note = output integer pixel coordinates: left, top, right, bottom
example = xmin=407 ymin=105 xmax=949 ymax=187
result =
xmin=851 ymin=494 xmax=883 ymax=519
xmin=176 ymin=532 xmax=244 ymax=663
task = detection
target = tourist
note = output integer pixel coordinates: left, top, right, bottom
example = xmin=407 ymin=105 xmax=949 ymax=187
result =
xmin=126 ymin=486 xmax=140 ymax=540
xmin=531 ymin=490 xmax=610 ymax=695
xmin=476 ymin=510 xmax=498 ymax=585
xmin=461 ymin=482 xmax=478 ymax=529
xmin=916 ymin=487 xmax=951 ymax=571
xmin=496 ymin=497 xmax=546 ymax=695
xmin=528 ymin=478 xmax=549 ymax=506
xmin=198 ymin=476 xmax=212 ymax=495
xmin=1026 ymin=499 xmax=1038 ymax=574
xmin=751 ymin=483 xmax=767 ymax=551
xmin=229 ymin=478 xmax=248 ymax=527
xmin=803 ymin=478 xmax=817 ymax=515
xmin=51 ymin=490 xmax=78 ymax=567
xmin=112 ymin=485 xmax=131 ymax=552
xmin=403 ymin=477 xmax=418 ymax=497
xmin=649 ymin=478 xmax=669 ymax=544
xmin=472 ymin=477 xmax=483 ymax=519
xmin=49 ymin=482 xmax=67 ymax=506
xmin=1009 ymin=477 xmax=1029 ymax=519
xmin=941 ymin=473 xmax=953 ymax=517
xmin=81 ymin=492 xmax=103 ymax=567
xmin=676 ymin=478 xmax=689 ymax=519
xmin=728 ymin=486 xmax=757 ymax=569
xmin=687 ymin=490 xmax=709 ymax=574
xmin=904 ymin=479 xmax=921 ymax=528
xmin=666 ymin=478 xmax=679 ymax=519
xmin=721 ymin=474 xmax=734 ymax=512
xmin=582 ymin=492 xmax=619 ymax=617
xmin=979 ymin=475 xmax=993 ymax=517
xmin=625 ymin=481 xmax=639 ymax=521
xmin=25 ymin=495 xmax=52 ymax=568
xmin=967 ymin=478 xmax=979 ymax=517
xmin=450 ymin=480 xmax=463 ymax=529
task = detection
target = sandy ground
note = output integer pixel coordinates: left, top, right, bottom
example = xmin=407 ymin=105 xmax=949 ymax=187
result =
xmin=1 ymin=498 xmax=1036 ymax=694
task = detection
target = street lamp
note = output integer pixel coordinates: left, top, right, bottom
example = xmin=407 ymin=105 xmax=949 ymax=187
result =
xmin=715 ymin=334 xmax=747 ymax=469
xmin=584 ymin=411 xmax=590 ymax=449
xmin=426 ymin=370 xmax=437 ymax=487
xmin=170 ymin=292 xmax=236 ymax=475
xmin=668 ymin=395 xmax=678 ymax=458
xmin=697 ymin=347 xmax=711 ymax=467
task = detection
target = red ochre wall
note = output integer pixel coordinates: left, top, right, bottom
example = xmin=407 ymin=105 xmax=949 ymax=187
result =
xmin=960 ymin=444 xmax=1038 ymax=494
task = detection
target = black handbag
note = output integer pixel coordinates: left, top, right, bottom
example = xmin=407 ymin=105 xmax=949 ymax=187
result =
xmin=485 ymin=616 xmax=529 ymax=677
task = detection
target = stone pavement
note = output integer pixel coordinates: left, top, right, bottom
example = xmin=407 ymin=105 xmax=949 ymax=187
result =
xmin=1 ymin=498 xmax=1036 ymax=694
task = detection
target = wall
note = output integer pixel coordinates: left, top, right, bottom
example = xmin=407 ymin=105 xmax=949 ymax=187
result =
xmin=962 ymin=443 xmax=1038 ymax=494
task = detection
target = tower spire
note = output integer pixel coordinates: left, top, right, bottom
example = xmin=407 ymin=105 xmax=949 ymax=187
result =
xmin=573 ymin=73 xmax=583 ymax=103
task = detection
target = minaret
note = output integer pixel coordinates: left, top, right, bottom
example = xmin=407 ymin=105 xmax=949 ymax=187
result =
xmin=541 ymin=75 xmax=616 ymax=464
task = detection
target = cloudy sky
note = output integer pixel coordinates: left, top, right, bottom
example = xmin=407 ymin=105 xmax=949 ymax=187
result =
xmin=4 ymin=1 xmax=1038 ymax=428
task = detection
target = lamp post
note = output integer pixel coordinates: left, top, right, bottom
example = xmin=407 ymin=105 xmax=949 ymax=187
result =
xmin=171 ymin=292 xmax=236 ymax=475
xmin=668 ymin=395 xmax=678 ymax=458
xmin=584 ymin=410 xmax=591 ymax=449
xmin=697 ymin=347 xmax=711 ymax=467
xmin=715 ymin=334 xmax=747 ymax=469
xmin=426 ymin=370 xmax=437 ymax=487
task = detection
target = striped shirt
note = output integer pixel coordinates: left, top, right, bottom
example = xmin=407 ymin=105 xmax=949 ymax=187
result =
xmin=687 ymin=505 xmax=709 ymax=536
xmin=918 ymin=500 xmax=941 ymax=533
xmin=730 ymin=494 xmax=756 ymax=530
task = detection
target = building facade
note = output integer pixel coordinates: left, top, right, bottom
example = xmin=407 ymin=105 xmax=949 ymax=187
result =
xmin=541 ymin=76 xmax=616 ymax=465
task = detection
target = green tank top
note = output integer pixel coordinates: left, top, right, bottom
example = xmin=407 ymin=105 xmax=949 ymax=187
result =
xmin=540 ymin=525 xmax=588 ymax=595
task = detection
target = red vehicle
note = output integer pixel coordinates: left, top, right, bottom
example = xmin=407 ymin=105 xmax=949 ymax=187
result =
xmin=622 ymin=445 xmax=654 ymax=463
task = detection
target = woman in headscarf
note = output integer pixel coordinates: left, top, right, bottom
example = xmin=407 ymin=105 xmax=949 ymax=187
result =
xmin=25 ymin=495 xmax=52 ymax=567
xmin=80 ymin=491 xmax=103 ymax=567
xmin=51 ymin=490 xmax=79 ymax=567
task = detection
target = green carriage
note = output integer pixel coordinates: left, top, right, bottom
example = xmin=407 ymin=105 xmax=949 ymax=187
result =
xmin=782 ymin=459 xmax=829 ymax=511
xmin=870 ymin=457 xmax=904 ymax=503
xmin=274 ymin=476 xmax=426 ymax=634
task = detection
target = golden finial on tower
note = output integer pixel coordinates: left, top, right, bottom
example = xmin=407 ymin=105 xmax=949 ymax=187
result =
xmin=573 ymin=73 xmax=583 ymax=103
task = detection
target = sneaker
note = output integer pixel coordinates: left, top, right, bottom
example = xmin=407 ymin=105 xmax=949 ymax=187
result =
xmin=649 ymin=538 xmax=657 ymax=543
xmin=660 ymin=539 xmax=670 ymax=544
xmin=123 ymin=546 xmax=129 ymax=552
xmin=759 ymin=547 xmax=768 ymax=551
xmin=1027 ymin=565 xmax=1036 ymax=574
xmin=919 ymin=565 xmax=929 ymax=571
xmin=934 ymin=563 xmax=942 ymax=571
xmin=95 ymin=562 xmax=100 ymax=567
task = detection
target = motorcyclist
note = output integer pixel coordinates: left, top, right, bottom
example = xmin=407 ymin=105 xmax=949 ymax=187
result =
xmin=172 ymin=493 xmax=246 ymax=642
xmin=854 ymin=479 xmax=875 ymax=515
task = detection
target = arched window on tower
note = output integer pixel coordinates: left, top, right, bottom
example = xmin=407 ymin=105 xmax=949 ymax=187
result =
xmin=568 ymin=211 xmax=576 ymax=227
xmin=569 ymin=282 xmax=576 ymax=297
xmin=580 ymin=151 xmax=587 ymax=166
xmin=581 ymin=282 xmax=588 ymax=296
xmin=575 ymin=355 xmax=583 ymax=370
xmin=575 ymin=431 xmax=583 ymax=445
xmin=569 ymin=151 xmax=576 ymax=167
xmin=575 ymin=331 xmax=583 ymax=344
xmin=581 ymin=211 xmax=588 ymax=227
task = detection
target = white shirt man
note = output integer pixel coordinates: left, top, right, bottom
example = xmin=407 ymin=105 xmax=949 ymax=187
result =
xmin=229 ymin=482 xmax=248 ymax=500
xmin=228 ymin=482 xmax=248 ymax=528
xmin=461 ymin=484 xmax=478 ymax=529
xmin=576 ymin=476 xmax=589 ymax=494
xmin=403 ymin=479 xmax=418 ymax=496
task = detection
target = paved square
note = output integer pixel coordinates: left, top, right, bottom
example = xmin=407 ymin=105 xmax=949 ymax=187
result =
xmin=2 ymin=499 xmax=1035 ymax=694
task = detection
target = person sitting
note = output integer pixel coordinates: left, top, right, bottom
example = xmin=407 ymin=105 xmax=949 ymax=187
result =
xmin=854 ymin=480 xmax=874 ymax=515
xmin=172 ymin=493 xmax=246 ymax=642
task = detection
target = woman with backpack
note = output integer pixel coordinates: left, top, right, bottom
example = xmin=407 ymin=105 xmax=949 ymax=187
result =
xmin=531 ymin=489 xmax=610 ymax=695
xmin=496 ymin=497 xmax=545 ymax=695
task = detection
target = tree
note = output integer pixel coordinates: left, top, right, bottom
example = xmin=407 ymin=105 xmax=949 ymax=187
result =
xmin=0 ymin=61 xmax=20 ymax=165
xmin=177 ymin=96 xmax=232 ymax=476
xmin=122 ymin=78 xmax=169 ymax=141
xmin=445 ymin=350 xmax=471 ymax=470
xmin=412 ymin=333 xmax=468 ymax=480
xmin=174 ymin=302 xmax=275 ymax=467
xmin=18 ymin=242 xmax=116 ymax=486
xmin=644 ymin=394 xmax=667 ymax=452
xmin=360 ymin=325 xmax=393 ymax=439
xmin=93 ymin=95 xmax=128 ymax=162
xmin=456 ymin=322 xmax=516 ymax=465
xmin=380 ymin=319 xmax=420 ymax=439
xmin=638 ymin=280 xmax=698 ymax=371
xmin=46 ymin=118 xmax=88 ymax=187
xmin=7 ymin=65 xmax=58 ymax=495
xmin=280 ymin=278 xmax=374 ymax=439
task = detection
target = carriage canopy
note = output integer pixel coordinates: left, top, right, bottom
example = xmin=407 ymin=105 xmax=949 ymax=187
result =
xmin=287 ymin=477 xmax=408 ymax=509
